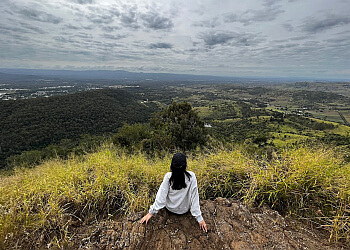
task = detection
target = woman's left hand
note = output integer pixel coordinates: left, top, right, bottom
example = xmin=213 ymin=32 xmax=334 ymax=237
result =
xmin=199 ymin=220 xmax=207 ymax=232
xmin=140 ymin=213 xmax=152 ymax=224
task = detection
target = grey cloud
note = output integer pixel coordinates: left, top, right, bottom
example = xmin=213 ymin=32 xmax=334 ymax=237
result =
xmin=120 ymin=8 xmax=139 ymax=28
xmin=273 ymin=39 xmax=289 ymax=43
xmin=192 ymin=42 xmax=200 ymax=47
xmin=69 ymin=50 xmax=92 ymax=56
xmin=303 ymin=40 xmax=320 ymax=46
xmin=76 ymin=33 xmax=92 ymax=39
xmin=0 ymin=23 xmax=46 ymax=38
xmin=89 ymin=14 xmax=115 ymax=24
xmin=70 ymin=0 xmax=95 ymax=4
xmin=53 ymin=36 xmax=79 ymax=44
xmin=83 ymin=6 xmax=120 ymax=25
xmin=109 ymin=8 xmax=121 ymax=17
xmin=2 ymin=16 xmax=47 ymax=34
xmin=0 ymin=24 xmax=31 ymax=34
xmin=83 ymin=25 xmax=94 ymax=30
xmin=4 ymin=9 xmax=13 ymax=15
xmin=262 ymin=0 xmax=283 ymax=7
xmin=293 ymin=45 xmax=319 ymax=54
xmin=103 ymin=34 xmax=128 ymax=40
xmin=224 ymin=6 xmax=284 ymax=25
xmin=326 ymin=37 xmax=350 ymax=43
xmin=22 ymin=23 xmax=46 ymax=34
xmin=141 ymin=12 xmax=174 ymax=30
xmin=193 ymin=18 xmax=220 ymax=28
xmin=186 ymin=47 xmax=209 ymax=54
xmin=149 ymin=66 xmax=170 ymax=71
xmin=200 ymin=32 xmax=235 ymax=46
xmin=199 ymin=31 xmax=261 ymax=47
xmin=0 ymin=28 xmax=11 ymax=36
xmin=65 ymin=24 xmax=80 ymax=30
xmin=290 ymin=36 xmax=310 ymax=41
xmin=101 ymin=26 xmax=121 ymax=32
xmin=61 ymin=31 xmax=74 ymax=36
xmin=133 ymin=65 xmax=170 ymax=71
xmin=276 ymin=43 xmax=299 ymax=49
xmin=82 ymin=5 xmax=173 ymax=31
xmin=223 ymin=14 xmax=239 ymax=23
xmin=19 ymin=7 xmax=63 ymax=24
xmin=301 ymin=15 xmax=350 ymax=33
xmin=148 ymin=43 xmax=173 ymax=49
xmin=334 ymin=30 xmax=350 ymax=36
xmin=282 ymin=23 xmax=294 ymax=32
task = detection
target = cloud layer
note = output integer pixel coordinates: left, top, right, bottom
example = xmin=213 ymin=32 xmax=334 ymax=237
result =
xmin=0 ymin=0 xmax=349 ymax=79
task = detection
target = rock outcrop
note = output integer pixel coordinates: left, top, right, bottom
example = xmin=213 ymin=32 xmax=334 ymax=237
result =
xmin=75 ymin=198 xmax=345 ymax=249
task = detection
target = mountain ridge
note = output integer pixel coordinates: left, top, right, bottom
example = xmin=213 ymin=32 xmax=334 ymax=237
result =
xmin=1 ymin=68 xmax=343 ymax=82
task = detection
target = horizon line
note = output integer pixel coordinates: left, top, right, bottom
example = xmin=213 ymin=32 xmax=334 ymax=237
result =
xmin=0 ymin=67 xmax=349 ymax=82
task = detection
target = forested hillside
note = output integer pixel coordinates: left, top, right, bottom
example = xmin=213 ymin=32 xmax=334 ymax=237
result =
xmin=4 ymin=83 xmax=350 ymax=169
xmin=0 ymin=89 xmax=158 ymax=168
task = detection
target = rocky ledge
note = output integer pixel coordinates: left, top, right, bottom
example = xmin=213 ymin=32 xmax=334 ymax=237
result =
xmin=73 ymin=198 xmax=346 ymax=249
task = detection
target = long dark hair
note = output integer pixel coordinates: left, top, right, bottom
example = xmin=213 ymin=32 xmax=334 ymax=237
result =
xmin=169 ymin=153 xmax=192 ymax=190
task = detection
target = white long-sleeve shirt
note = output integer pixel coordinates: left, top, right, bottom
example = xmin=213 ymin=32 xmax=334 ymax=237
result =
xmin=149 ymin=171 xmax=203 ymax=222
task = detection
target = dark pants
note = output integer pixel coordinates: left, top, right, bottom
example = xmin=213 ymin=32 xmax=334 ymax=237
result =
xmin=165 ymin=207 xmax=188 ymax=215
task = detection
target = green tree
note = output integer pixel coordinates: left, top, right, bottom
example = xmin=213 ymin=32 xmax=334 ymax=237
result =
xmin=112 ymin=123 xmax=151 ymax=150
xmin=150 ymin=101 xmax=207 ymax=151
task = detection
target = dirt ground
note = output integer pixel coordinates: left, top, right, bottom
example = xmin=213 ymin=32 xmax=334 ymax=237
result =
xmin=73 ymin=198 xmax=348 ymax=250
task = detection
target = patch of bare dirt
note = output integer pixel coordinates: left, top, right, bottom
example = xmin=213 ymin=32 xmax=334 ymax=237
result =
xmin=72 ymin=198 xmax=347 ymax=249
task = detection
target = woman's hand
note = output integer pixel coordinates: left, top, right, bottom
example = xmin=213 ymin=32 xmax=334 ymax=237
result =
xmin=140 ymin=213 xmax=152 ymax=224
xmin=199 ymin=220 xmax=207 ymax=232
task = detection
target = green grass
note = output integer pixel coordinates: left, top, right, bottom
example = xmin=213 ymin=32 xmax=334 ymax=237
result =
xmin=309 ymin=110 xmax=344 ymax=124
xmin=194 ymin=106 xmax=213 ymax=119
xmin=329 ymin=124 xmax=350 ymax=135
xmin=215 ymin=118 xmax=241 ymax=123
xmin=341 ymin=111 xmax=350 ymax=124
xmin=0 ymin=144 xmax=349 ymax=248
xmin=270 ymin=133 xmax=309 ymax=147
xmin=267 ymin=123 xmax=299 ymax=134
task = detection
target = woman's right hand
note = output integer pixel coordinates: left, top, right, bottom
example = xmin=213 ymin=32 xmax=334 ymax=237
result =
xmin=140 ymin=213 xmax=152 ymax=224
xmin=199 ymin=220 xmax=207 ymax=232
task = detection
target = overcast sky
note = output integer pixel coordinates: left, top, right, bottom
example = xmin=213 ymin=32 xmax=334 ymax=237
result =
xmin=0 ymin=0 xmax=349 ymax=79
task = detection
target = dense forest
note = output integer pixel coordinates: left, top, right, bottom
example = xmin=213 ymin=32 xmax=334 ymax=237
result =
xmin=0 ymin=89 xmax=158 ymax=168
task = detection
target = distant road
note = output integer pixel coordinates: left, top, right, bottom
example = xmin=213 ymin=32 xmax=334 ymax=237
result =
xmin=338 ymin=111 xmax=350 ymax=126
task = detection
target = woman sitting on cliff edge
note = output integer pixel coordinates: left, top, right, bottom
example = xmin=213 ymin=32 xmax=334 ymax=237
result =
xmin=140 ymin=152 xmax=207 ymax=232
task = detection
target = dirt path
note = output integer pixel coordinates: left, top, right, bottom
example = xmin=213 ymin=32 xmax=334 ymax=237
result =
xmin=74 ymin=198 xmax=347 ymax=250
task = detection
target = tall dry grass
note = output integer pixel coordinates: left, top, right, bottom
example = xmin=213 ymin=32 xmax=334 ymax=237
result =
xmin=244 ymin=145 xmax=350 ymax=241
xmin=0 ymin=143 xmax=349 ymax=248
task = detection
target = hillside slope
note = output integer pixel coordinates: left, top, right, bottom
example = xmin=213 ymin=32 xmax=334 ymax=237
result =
xmin=74 ymin=198 xmax=344 ymax=250
xmin=0 ymin=89 xmax=158 ymax=167
xmin=1 ymin=147 xmax=349 ymax=249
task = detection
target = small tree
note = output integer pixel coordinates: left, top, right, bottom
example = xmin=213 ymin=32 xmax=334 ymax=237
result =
xmin=112 ymin=123 xmax=151 ymax=149
xmin=150 ymin=101 xmax=207 ymax=151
